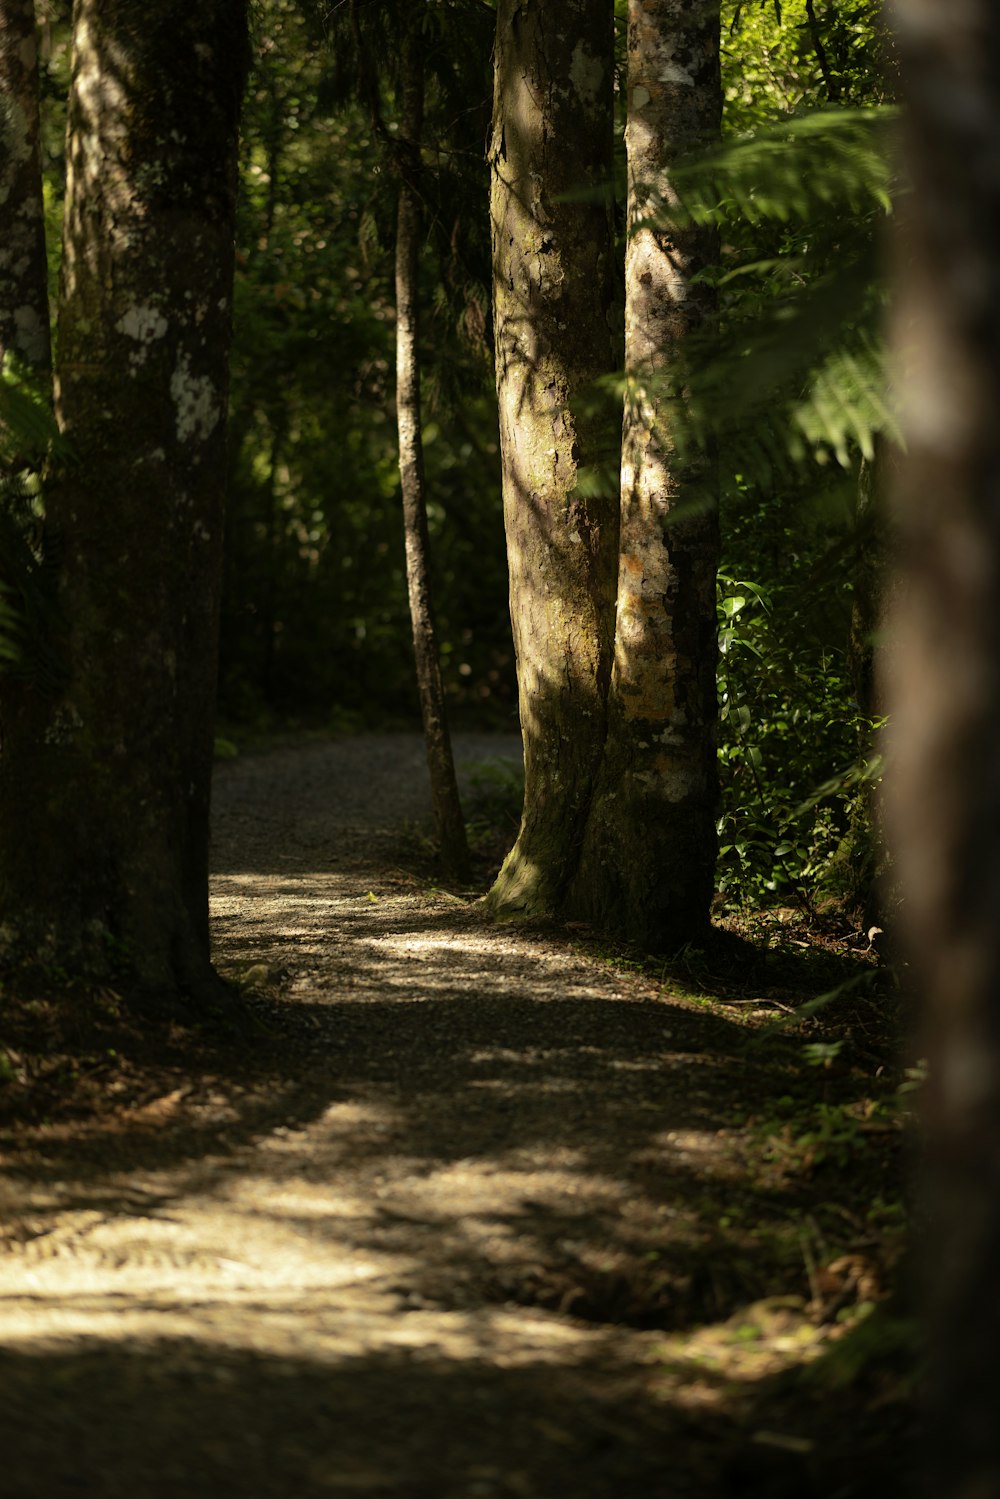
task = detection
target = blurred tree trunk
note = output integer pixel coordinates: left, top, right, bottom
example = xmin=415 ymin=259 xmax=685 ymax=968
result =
xmin=882 ymin=2 xmax=1000 ymax=1493
xmin=0 ymin=0 xmax=51 ymax=376
xmin=487 ymin=0 xmax=618 ymax=919
xmin=395 ymin=15 xmax=470 ymax=884
xmin=0 ymin=0 xmax=249 ymax=1005
xmin=568 ymin=0 xmax=722 ymax=952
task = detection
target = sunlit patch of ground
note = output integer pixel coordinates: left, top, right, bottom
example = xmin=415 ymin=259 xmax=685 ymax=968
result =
xmin=0 ymin=734 xmax=915 ymax=1498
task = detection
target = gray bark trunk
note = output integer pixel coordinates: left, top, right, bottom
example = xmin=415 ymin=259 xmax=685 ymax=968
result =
xmin=568 ymin=0 xmax=722 ymax=952
xmin=395 ymin=20 xmax=470 ymax=885
xmin=883 ymin=3 xmax=1000 ymax=1492
xmin=0 ymin=0 xmax=51 ymax=375
xmin=487 ymin=0 xmax=618 ymax=919
xmin=0 ymin=0 xmax=249 ymax=1005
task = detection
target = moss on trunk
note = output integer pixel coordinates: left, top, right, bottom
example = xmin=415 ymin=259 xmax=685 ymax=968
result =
xmin=487 ymin=0 xmax=618 ymax=919
xmin=0 ymin=0 xmax=249 ymax=1006
xmin=567 ymin=0 xmax=722 ymax=952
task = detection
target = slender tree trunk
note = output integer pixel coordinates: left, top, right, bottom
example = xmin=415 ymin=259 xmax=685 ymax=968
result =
xmin=0 ymin=0 xmax=51 ymax=376
xmin=257 ymin=412 xmax=287 ymax=702
xmin=849 ymin=442 xmax=891 ymax=723
xmin=568 ymin=0 xmax=722 ymax=952
xmin=883 ymin=4 xmax=1000 ymax=1493
xmin=844 ymin=440 xmax=897 ymax=922
xmin=0 ymin=0 xmax=249 ymax=1005
xmin=487 ymin=0 xmax=618 ymax=919
xmin=395 ymin=18 xmax=470 ymax=884
xmin=804 ymin=0 xmax=841 ymax=104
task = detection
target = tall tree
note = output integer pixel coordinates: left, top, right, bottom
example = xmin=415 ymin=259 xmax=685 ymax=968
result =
xmin=393 ymin=11 xmax=470 ymax=883
xmin=883 ymin=2 xmax=1000 ymax=1492
xmin=487 ymin=0 xmax=618 ymax=919
xmin=0 ymin=0 xmax=249 ymax=1003
xmin=0 ymin=0 xmax=51 ymax=376
xmin=340 ymin=0 xmax=471 ymax=879
xmin=568 ymin=0 xmax=722 ymax=951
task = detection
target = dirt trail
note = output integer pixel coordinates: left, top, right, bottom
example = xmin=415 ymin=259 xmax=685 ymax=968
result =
xmin=0 ymin=735 xmax=887 ymax=1498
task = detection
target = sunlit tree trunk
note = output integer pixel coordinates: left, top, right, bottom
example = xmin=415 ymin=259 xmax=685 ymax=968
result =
xmin=0 ymin=0 xmax=51 ymax=375
xmin=0 ymin=0 xmax=249 ymax=1004
xmin=395 ymin=16 xmax=470 ymax=884
xmin=488 ymin=0 xmax=618 ymax=919
xmin=568 ymin=0 xmax=722 ymax=952
xmin=883 ymin=3 xmax=1000 ymax=1493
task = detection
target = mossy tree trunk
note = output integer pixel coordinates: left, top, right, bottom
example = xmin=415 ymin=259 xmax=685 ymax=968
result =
xmin=0 ymin=0 xmax=249 ymax=1005
xmin=883 ymin=2 xmax=1000 ymax=1492
xmin=395 ymin=15 xmax=470 ymax=884
xmin=567 ymin=0 xmax=722 ymax=953
xmin=487 ymin=0 xmax=618 ymax=919
xmin=0 ymin=0 xmax=51 ymax=376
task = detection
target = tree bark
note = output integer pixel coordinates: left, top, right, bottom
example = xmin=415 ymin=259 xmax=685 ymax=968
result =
xmin=0 ymin=0 xmax=51 ymax=376
xmin=849 ymin=441 xmax=893 ymax=723
xmin=844 ymin=440 xmax=896 ymax=923
xmin=882 ymin=3 xmax=1000 ymax=1493
xmin=487 ymin=0 xmax=618 ymax=919
xmin=568 ymin=0 xmax=722 ymax=952
xmin=0 ymin=0 xmax=249 ymax=1005
xmin=395 ymin=17 xmax=470 ymax=885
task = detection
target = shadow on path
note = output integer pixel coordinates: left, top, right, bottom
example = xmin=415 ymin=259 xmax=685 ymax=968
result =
xmin=0 ymin=736 xmax=911 ymax=1498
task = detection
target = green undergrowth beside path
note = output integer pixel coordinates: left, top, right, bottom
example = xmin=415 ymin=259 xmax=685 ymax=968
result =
xmin=396 ymin=777 xmax=920 ymax=1480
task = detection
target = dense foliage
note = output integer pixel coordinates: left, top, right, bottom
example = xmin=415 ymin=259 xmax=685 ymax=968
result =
xmin=709 ymin=0 xmax=894 ymax=912
xmin=222 ymin=0 xmax=506 ymax=729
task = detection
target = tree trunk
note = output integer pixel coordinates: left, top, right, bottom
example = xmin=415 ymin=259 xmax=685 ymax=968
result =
xmin=395 ymin=18 xmax=470 ymax=885
xmin=487 ymin=0 xmax=618 ymax=919
xmin=0 ymin=0 xmax=51 ymax=375
xmin=883 ymin=3 xmax=1000 ymax=1493
xmin=568 ymin=0 xmax=722 ymax=952
xmin=845 ymin=439 xmax=897 ymax=922
xmin=0 ymin=0 xmax=249 ymax=1006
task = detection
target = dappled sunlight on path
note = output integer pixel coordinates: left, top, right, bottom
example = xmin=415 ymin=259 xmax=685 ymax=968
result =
xmin=0 ymin=736 xmax=886 ymax=1498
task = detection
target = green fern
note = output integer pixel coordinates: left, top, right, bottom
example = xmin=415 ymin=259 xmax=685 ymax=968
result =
xmin=0 ymin=364 xmax=60 ymax=470
xmin=633 ymin=108 xmax=898 ymax=481
xmin=667 ymin=107 xmax=896 ymax=227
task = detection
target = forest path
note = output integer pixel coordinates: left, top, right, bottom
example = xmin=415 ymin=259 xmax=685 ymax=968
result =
xmin=0 ymin=735 xmax=866 ymax=1497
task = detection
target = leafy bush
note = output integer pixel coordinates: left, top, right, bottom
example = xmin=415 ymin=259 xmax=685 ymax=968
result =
xmin=716 ymin=565 xmax=882 ymax=911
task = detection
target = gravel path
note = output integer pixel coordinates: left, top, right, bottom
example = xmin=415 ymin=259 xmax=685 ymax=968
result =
xmin=0 ymin=734 xmax=841 ymax=1498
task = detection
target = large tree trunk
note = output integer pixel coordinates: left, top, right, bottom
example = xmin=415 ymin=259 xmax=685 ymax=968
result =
xmin=395 ymin=17 xmax=470 ymax=885
xmin=883 ymin=3 xmax=1000 ymax=1493
xmin=487 ymin=0 xmax=618 ymax=919
xmin=0 ymin=0 xmax=51 ymax=375
xmin=568 ymin=0 xmax=722 ymax=952
xmin=0 ymin=0 xmax=249 ymax=1006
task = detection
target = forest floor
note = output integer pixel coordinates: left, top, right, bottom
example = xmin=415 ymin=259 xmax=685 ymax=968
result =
xmin=0 ymin=733 xmax=918 ymax=1498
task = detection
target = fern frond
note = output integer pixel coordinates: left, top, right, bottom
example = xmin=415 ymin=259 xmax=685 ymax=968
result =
xmin=663 ymin=107 xmax=898 ymax=230
xmin=0 ymin=361 xmax=60 ymax=468
xmin=623 ymin=109 xmax=899 ymax=481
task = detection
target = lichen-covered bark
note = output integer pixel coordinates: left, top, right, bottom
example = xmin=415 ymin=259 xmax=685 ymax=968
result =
xmin=488 ymin=0 xmax=618 ymax=918
xmin=0 ymin=0 xmax=249 ymax=1002
xmin=882 ymin=3 xmax=1000 ymax=1491
xmin=568 ymin=0 xmax=721 ymax=951
xmin=0 ymin=0 xmax=51 ymax=374
xmin=395 ymin=20 xmax=470 ymax=885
